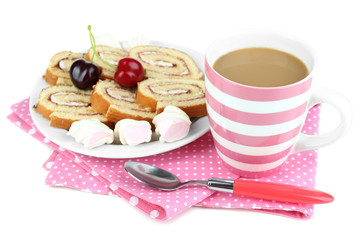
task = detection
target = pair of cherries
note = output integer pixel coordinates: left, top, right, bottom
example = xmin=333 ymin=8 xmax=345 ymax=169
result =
xmin=70 ymin=57 xmax=145 ymax=89
xmin=70 ymin=26 xmax=144 ymax=89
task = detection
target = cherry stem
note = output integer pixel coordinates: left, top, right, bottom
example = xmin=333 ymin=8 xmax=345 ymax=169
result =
xmin=88 ymin=25 xmax=117 ymax=70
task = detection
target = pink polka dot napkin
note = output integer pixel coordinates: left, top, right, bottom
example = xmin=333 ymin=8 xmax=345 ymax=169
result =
xmin=8 ymin=98 xmax=321 ymax=220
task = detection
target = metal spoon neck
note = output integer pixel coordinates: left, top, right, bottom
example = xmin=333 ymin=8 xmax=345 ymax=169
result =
xmin=206 ymin=178 xmax=235 ymax=193
xmin=177 ymin=178 xmax=235 ymax=193
xmin=180 ymin=180 xmax=208 ymax=189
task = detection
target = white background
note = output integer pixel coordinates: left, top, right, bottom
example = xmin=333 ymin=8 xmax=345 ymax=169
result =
xmin=1 ymin=0 xmax=359 ymax=239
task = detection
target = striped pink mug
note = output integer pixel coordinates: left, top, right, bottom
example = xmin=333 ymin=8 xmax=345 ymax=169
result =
xmin=205 ymin=30 xmax=351 ymax=178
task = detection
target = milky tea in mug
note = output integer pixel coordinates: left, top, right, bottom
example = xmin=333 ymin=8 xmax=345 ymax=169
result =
xmin=213 ymin=47 xmax=308 ymax=87
xmin=205 ymin=31 xmax=351 ymax=178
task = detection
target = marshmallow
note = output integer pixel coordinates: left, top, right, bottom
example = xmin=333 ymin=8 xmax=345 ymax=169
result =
xmin=114 ymin=119 xmax=152 ymax=146
xmin=67 ymin=119 xmax=114 ymax=149
xmin=153 ymin=106 xmax=191 ymax=143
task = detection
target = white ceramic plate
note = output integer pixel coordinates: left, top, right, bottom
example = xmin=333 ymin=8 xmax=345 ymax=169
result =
xmin=29 ymin=41 xmax=209 ymax=159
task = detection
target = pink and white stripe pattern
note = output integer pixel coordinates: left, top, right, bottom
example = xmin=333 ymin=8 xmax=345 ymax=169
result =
xmin=205 ymin=59 xmax=313 ymax=178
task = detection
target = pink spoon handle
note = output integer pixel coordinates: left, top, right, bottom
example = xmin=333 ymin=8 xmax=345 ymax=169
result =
xmin=233 ymin=179 xmax=334 ymax=204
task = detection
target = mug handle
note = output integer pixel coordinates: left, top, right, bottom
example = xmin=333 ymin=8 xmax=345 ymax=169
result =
xmin=291 ymin=86 xmax=352 ymax=153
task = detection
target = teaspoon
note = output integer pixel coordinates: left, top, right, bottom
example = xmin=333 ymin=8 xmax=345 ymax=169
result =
xmin=124 ymin=161 xmax=333 ymax=204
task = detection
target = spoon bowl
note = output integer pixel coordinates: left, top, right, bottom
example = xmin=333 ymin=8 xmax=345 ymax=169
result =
xmin=124 ymin=161 xmax=207 ymax=190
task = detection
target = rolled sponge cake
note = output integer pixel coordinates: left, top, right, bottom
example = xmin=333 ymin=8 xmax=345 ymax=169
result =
xmin=45 ymin=51 xmax=86 ymax=85
xmin=135 ymin=78 xmax=207 ymax=117
xmin=35 ymin=85 xmax=112 ymax=130
xmin=129 ymin=45 xmax=203 ymax=80
xmin=91 ymin=79 xmax=156 ymax=125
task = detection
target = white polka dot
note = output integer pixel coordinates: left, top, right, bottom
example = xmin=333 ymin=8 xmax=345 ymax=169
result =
xmin=28 ymin=128 xmax=36 ymax=135
xmin=58 ymin=147 xmax=65 ymax=151
xmin=110 ymin=183 xmax=118 ymax=190
xmin=45 ymin=161 xmax=54 ymax=169
xmin=150 ymin=210 xmax=159 ymax=218
xmin=129 ymin=196 xmax=139 ymax=206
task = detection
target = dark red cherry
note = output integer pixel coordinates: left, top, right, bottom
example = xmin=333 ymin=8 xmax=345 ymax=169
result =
xmin=114 ymin=57 xmax=145 ymax=87
xmin=70 ymin=59 xmax=100 ymax=89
